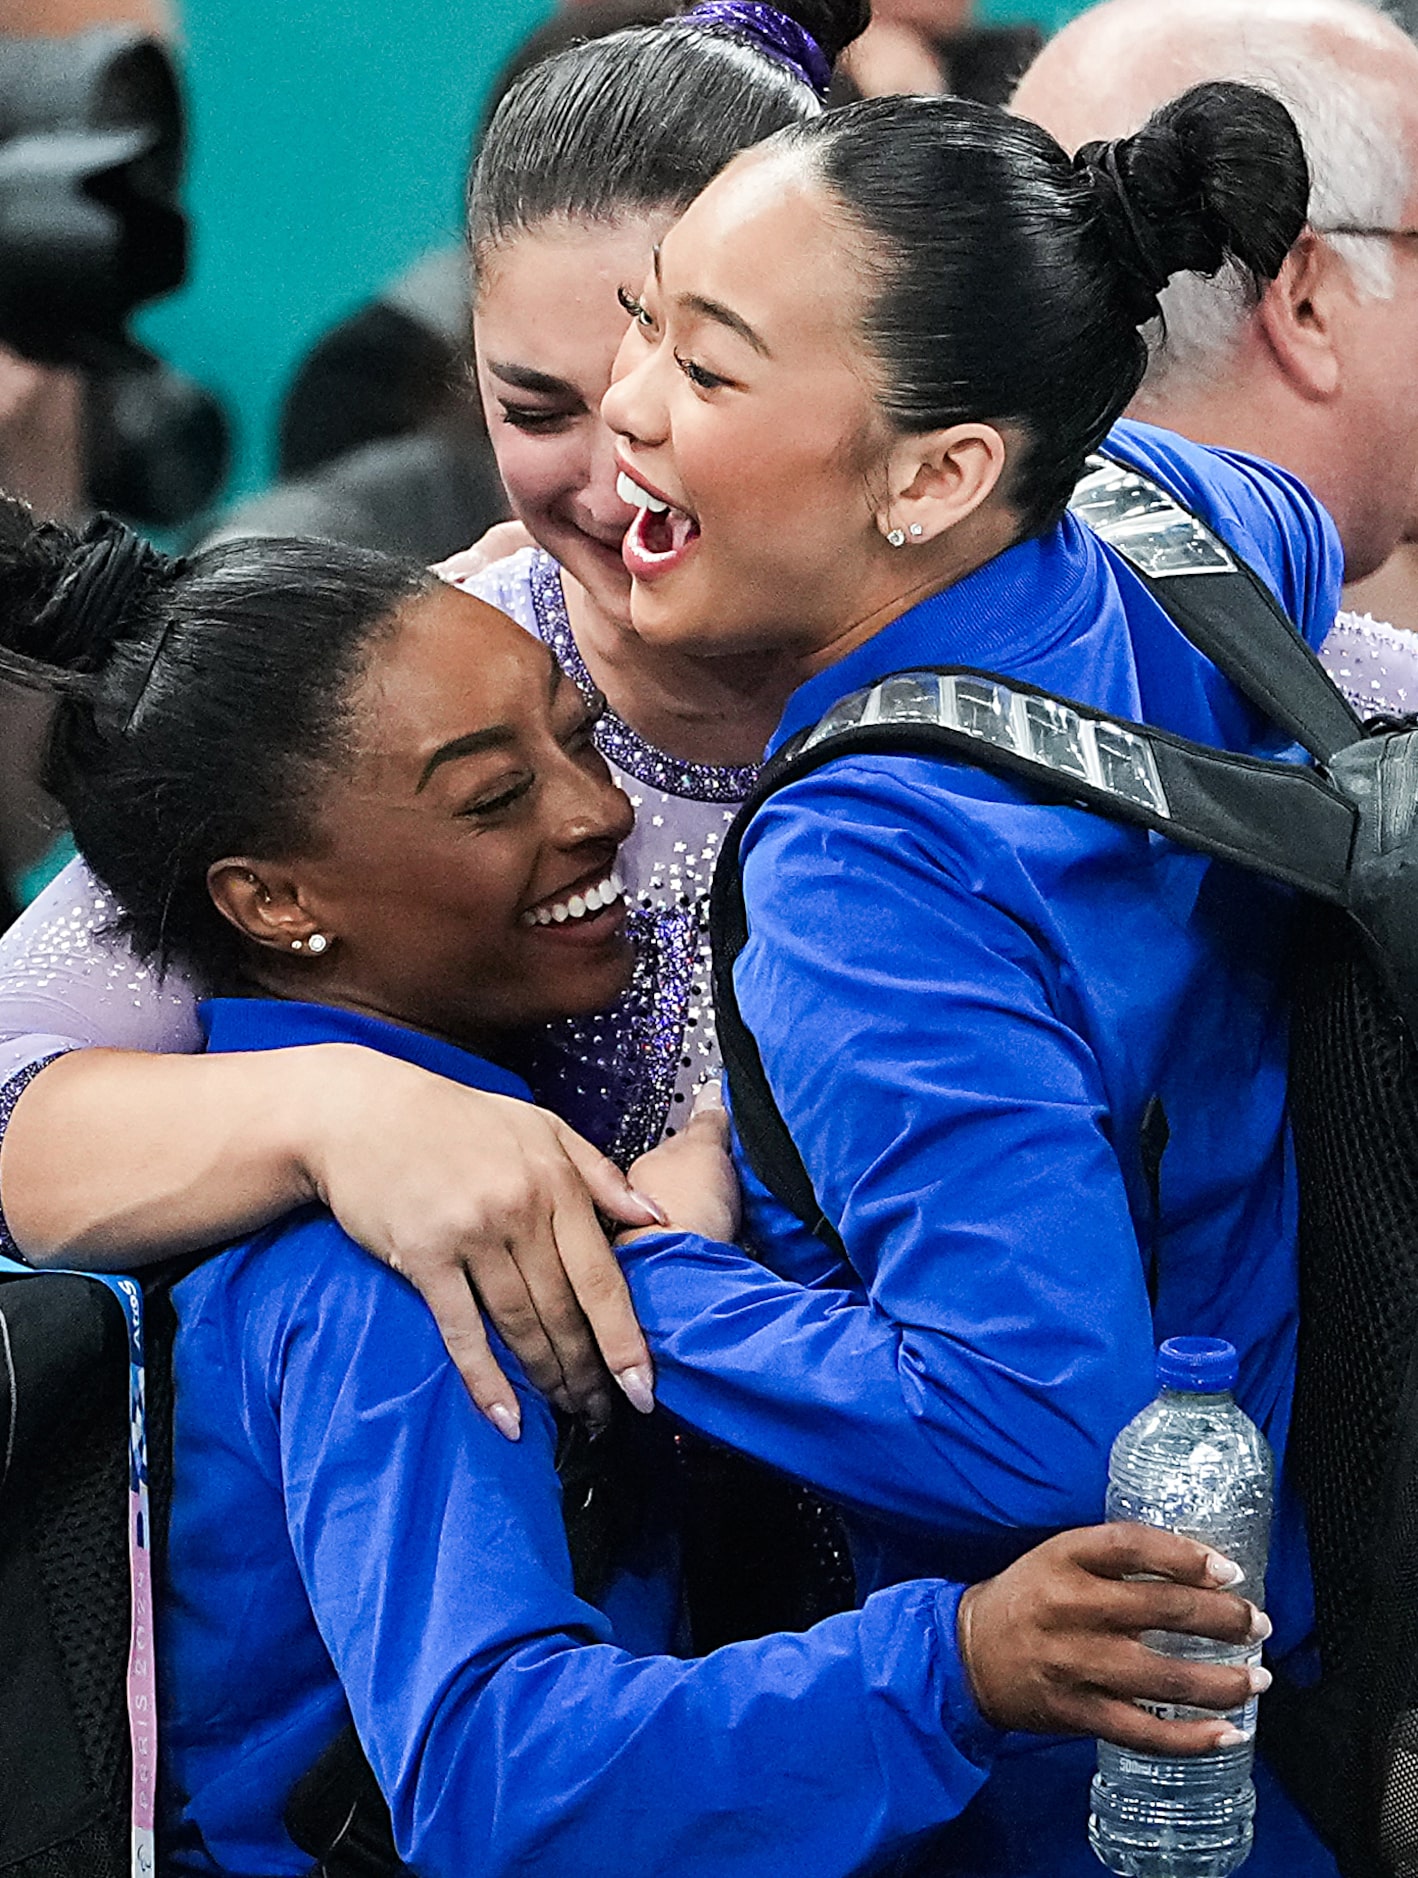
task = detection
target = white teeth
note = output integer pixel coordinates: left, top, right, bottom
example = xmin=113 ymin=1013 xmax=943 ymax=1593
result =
xmin=618 ymin=470 xmax=669 ymax=514
xmin=522 ymin=875 xmax=625 ymax=928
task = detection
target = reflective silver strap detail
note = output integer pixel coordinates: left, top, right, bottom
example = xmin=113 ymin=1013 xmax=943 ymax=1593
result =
xmin=800 ymin=670 xmax=1171 ymax=819
xmin=1070 ymin=455 xmax=1237 ymax=580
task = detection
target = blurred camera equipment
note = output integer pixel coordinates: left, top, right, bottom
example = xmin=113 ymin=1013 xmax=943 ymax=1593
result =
xmin=0 ymin=26 xmax=228 ymax=525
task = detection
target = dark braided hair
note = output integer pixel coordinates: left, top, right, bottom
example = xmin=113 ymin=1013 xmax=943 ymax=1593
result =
xmin=0 ymin=497 xmax=429 ymax=982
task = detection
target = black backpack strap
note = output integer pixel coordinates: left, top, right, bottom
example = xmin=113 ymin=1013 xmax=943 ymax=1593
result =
xmin=712 ymin=666 xmax=1358 ymax=1252
xmin=1075 ymin=454 xmax=1363 ymax=763
xmin=285 ymin=1723 xmax=406 ymax=1878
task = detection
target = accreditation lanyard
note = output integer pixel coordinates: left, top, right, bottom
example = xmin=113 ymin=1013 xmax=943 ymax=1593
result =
xmin=0 ymin=1255 xmax=156 ymax=1878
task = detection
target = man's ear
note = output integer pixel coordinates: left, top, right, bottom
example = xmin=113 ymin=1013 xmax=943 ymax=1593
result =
xmin=875 ymin=422 xmax=1011 ymax=548
xmin=1254 ymin=229 xmax=1344 ymax=402
xmin=207 ymin=858 xmax=327 ymax=956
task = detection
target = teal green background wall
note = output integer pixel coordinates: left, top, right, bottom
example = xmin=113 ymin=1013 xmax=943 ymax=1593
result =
xmin=139 ymin=0 xmax=1077 ymax=505
xmin=140 ymin=0 xmax=554 ymax=499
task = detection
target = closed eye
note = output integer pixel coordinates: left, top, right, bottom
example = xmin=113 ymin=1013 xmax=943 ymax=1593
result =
xmin=499 ymin=402 xmax=581 ymax=434
xmin=461 ymin=774 xmax=534 ymax=818
xmin=675 ymin=352 xmax=729 ymax=392
xmin=618 ymin=285 xmax=656 ymax=331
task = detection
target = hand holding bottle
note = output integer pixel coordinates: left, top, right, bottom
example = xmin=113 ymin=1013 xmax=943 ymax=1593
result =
xmin=958 ymin=1524 xmax=1267 ymax=1754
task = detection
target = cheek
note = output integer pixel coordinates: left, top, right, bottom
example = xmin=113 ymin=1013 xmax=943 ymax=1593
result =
xmin=491 ymin=424 xmax=590 ymax=527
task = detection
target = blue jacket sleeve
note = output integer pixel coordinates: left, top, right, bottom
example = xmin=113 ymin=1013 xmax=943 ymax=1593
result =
xmin=243 ymin=1224 xmax=998 ymax=1878
xmin=619 ymin=765 xmax=1159 ymax=1557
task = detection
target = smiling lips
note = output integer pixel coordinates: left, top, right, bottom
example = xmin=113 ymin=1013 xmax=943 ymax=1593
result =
xmin=617 ymin=470 xmax=701 ymax=579
xmin=521 ymin=870 xmax=627 ymax=934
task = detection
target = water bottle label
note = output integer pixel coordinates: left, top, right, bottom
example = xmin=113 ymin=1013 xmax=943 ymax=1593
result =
xmin=1132 ymin=1693 xmax=1257 ymax=1739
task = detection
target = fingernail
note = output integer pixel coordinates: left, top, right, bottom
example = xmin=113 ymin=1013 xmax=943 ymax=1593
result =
xmin=629 ymin=1188 xmax=669 ymax=1227
xmin=1214 ymin=1726 xmax=1249 ymax=1748
xmin=586 ymin=1389 xmax=616 ymax=1429
xmin=692 ymin=1079 xmax=725 ymax=1113
xmin=615 ymin=1363 xmax=656 ymax=1415
xmin=487 ymin=1402 xmax=521 ymax=1443
xmin=1206 ymin=1551 xmax=1245 ymax=1587
xmin=1249 ymin=1664 xmax=1272 ymax=1694
xmin=1248 ymin=1606 xmax=1272 ymax=1643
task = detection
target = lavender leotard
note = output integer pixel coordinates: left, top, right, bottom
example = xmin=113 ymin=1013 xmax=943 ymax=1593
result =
xmin=0 ymin=551 xmax=753 ymax=1236
xmin=0 ymin=587 xmax=1414 ymax=1240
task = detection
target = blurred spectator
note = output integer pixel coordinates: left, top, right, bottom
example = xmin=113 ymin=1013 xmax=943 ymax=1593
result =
xmin=1014 ymin=0 xmax=1418 ymax=598
xmin=3 ymin=0 xmax=172 ymax=34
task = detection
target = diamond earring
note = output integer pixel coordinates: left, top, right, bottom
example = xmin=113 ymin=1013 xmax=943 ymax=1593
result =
xmin=306 ymin=933 xmax=330 ymax=956
xmin=909 ymin=523 xmax=924 ymax=538
xmin=886 ymin=527 xmax=907 ymax=548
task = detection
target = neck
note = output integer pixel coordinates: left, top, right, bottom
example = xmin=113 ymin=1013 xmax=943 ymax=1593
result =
xmin=800 ymin=503 xmax=1023 ymax=678
xmin=232 ymin=965 xmax=509 ymax=1066
xmin=563 ymin=574 xmax=803 ymax=766
xmin=1132 ymin=376 xmax=1361 ymax=576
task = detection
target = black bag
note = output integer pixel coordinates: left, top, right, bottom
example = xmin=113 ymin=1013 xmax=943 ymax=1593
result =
xmin=0 ymin=1256 xmax=181 ymax=1878
xmin=710 ymin=454 xmax=1418 ymax=1877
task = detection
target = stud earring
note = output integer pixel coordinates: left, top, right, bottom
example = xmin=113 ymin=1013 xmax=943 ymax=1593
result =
xmin=306 ymin=933 xmax=330 ymax=956
xmin=290 ymin=938 xmax=303 ymax=952
xmin=886 ymin=527 xmax=907 ymax=548
xmin=909 ymin=523 xmax=924 ymax=538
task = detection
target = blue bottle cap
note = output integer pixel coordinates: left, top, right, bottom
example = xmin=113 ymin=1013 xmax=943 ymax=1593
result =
xmin=1156 ymin=1336 xmax=1238 ymax=1393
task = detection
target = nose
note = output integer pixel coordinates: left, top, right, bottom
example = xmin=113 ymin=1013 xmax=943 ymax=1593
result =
xmin=550 ymin=750 xmax=636 ymax=857
xmin=601 ymin=321 xmax=667 ymax=455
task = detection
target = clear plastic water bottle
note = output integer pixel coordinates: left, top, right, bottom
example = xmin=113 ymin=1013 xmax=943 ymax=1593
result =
xmin=1089 ymin=1337 xmax=1273 ymax=1878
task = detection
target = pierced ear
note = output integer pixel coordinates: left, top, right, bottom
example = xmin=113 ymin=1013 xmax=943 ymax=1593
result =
xmin=1255 ymin=231 xmax=1343 ymax=402
xmin=880 ymin=423 xmax=1010 ymax=547
xmin=207 ymin=859 xmax=326 ymax=956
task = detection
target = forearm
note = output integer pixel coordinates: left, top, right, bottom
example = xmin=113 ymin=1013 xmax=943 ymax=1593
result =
xmin=382 ymin=1583 xmax=996 ymax=1878
xmin=620 ymin=1229 xmax=1148 ymax=1548
xmin=1 ymin=1045 xmax=342 ymax=1264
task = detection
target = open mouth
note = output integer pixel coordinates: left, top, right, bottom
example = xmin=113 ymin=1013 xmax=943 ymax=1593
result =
xmin=520 ymin=870 xmax=628 ymax=941
xmin=617 ymin=470 xmax=701 ymax=580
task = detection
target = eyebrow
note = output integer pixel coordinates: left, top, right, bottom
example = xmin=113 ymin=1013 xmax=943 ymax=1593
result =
xmin=649 ymin=245 xmax=769 ymax=359
xmin=415 ymin=651 xmax=566 ymax=792
xmin=485 ymin=359 xmax=582 ymax=399
xmin=681 ymin=293 xmax=769 ymax=357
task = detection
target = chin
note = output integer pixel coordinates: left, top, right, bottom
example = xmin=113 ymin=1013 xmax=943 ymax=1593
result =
xmin=556 ymin=533 xmax=635 ymax=625
xmin=630 ymin=584 xmax=753 ymax=657
xmin=548 ymin=946 xmax=637 ymax=1022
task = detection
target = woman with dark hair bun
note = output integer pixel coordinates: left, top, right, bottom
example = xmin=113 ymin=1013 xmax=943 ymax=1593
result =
xmin=0 ymin=0 xmax=873 ymax=1435
xmin=0 ymin=497 xmax=1265 ymax=1876
xmin=599 ymin=79 xmax=1341 ymax=1875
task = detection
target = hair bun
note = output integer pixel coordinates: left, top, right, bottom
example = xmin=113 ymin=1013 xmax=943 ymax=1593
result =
xmin=678 ymin=0 xmax=870 ymax=83
xmin=35 ymin=515 xmax=170 ymax=673
xmin=772 ymin=0 xmax=870 ymax=68
xmin=1075 ymin=79 xmax=1310 ymax=329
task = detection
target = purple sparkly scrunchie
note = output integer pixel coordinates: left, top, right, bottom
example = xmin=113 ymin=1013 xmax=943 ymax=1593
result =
xmin=680 ymin=2 xmax=834 ymax=99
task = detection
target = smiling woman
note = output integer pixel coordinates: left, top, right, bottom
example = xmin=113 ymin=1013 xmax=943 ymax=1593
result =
xmin=0 ymin=509 xmax=636 ymax=1050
